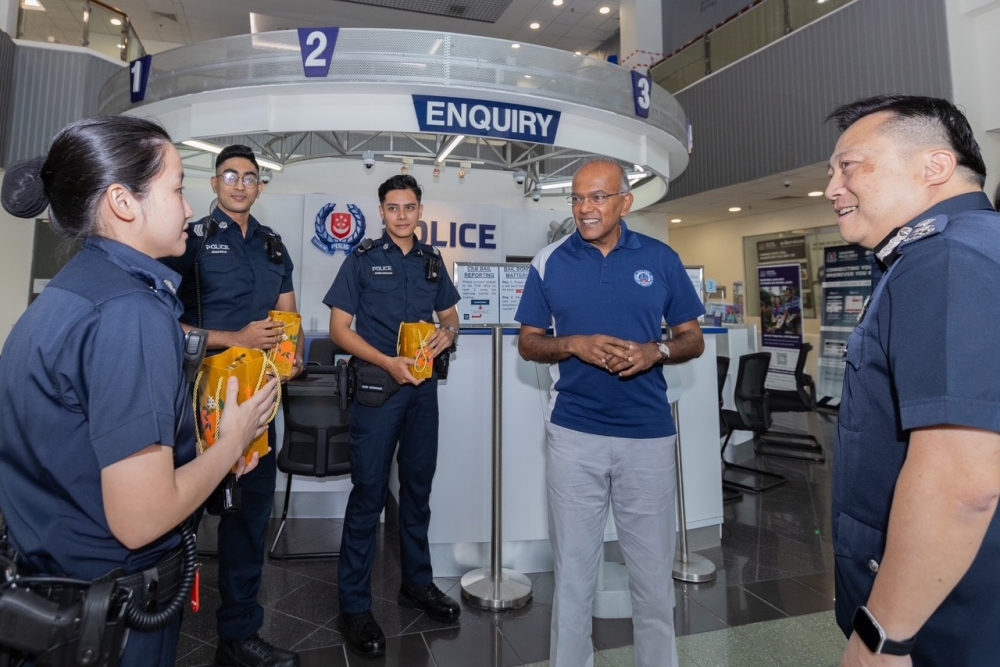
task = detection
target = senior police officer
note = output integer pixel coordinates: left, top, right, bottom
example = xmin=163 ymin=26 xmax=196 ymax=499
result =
xmin=324 ymin=174 xmax=461 ymax=658
xmin=163 ymin=144 xmax=302 ymax=667
xmin=516 ymin=158 xmax=705 ymax=667
xmin=825 ymin=95 xmax=1000 ymax=666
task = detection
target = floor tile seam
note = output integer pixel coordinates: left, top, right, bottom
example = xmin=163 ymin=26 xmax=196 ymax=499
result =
xmin=176 ymin=632 xmax=212 ymax=661
xmin=419 ymin=631 xmax=442 ymax=667
xmin=675 ymin=590 xmax=735 ymax=632
xmin=267 ymin=580 xmax=318 ymax=608
xmin=493 ymin=615 xmax=543 ymax=665
xmin=263 ymin=605 xmax=329 ymax=632
xmin=398 ymin=611 xmax=430 ymax=635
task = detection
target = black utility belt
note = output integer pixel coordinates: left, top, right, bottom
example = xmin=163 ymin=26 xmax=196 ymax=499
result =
xmin=349 ymin=358 xmax=400 ymax=408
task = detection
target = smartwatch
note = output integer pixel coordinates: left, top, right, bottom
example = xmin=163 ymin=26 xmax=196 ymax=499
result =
xmin=851 ymin=606 xmax=916 ymax=656
xmin=656 ymin=341 xmax=671 ymax=362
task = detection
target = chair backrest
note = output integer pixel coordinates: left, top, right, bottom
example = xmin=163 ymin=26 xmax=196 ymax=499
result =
xmin=279 ymin=374 xmax=351 ymax=478
xmin=716 ymin=356 xmax=730 ymax=409
xmin=793 ymin=343 xmax=817 ymax=409
xmin=307 ymin=338 xmax=349 ymax=366
xmin=733 ymin=352 xmax=772 ymax=432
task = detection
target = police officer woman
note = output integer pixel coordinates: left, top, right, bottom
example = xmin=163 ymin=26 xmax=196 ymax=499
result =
xmin=0 ymin=116 xmax=278 ymax=666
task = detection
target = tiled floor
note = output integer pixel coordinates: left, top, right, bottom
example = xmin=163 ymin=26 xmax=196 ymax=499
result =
xmin=179 ymin=411 xmax=844 ymax=666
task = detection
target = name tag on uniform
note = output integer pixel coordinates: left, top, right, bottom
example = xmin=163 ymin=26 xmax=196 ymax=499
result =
xmin=205 ymin=243 xmax=231 ymax=255
xmin=371 ymin=265 xmax=394 ymax=277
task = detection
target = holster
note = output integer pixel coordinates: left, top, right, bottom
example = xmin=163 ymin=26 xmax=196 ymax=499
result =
xmin=349 ymin=358 xmax=400 ymax=408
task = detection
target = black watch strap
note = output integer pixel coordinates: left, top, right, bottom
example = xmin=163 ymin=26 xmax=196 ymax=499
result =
xmin=852 ymin=606 xmax=916 ymax=656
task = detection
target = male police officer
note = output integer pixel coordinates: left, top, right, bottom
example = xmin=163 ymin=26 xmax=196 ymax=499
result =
xmin=516 ymin=158 xmax=705 ymax=667
xmin=826 ymin=96 xmax=1000 ymax=666
xmin=323 ymin=175 xmax=461 ymax=658
xmin=163 ymin=145 xmax=301 ymax=667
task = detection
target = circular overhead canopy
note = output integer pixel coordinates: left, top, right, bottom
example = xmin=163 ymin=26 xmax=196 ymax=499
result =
xmin=99 ymin=29 xmax=689 ymax=193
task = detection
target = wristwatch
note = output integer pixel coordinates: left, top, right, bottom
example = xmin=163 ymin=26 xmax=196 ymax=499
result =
xmin=656 ymin=341 xmax=670 ymax=362
xmin=440 ymin=324 xmax=460 ymax=338
xmin=851 ymin=606 xmax=916 ymax=656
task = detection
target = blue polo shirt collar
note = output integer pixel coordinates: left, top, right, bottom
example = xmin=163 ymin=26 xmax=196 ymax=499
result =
xmin=83 ymin=237 xmax=184 ymax=315
xmin=567 ymin=220 xmax=641 ymax=253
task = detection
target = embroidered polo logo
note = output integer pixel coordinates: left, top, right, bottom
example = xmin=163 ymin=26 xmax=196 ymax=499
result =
xmin=634 ymin=270 xmax=653 ymax=287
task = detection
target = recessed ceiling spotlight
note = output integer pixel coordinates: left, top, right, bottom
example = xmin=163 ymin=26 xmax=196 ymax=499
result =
xmin=808 ymin=191 xmax=824 ymax=197
xmin=728 ymin=207 xmax=742 ymax=212
xmin=574 ymin=51 xmax=582 ymax=55
xmin=511 ymin=43 xmax=520 ymax=49
xmin=553 ymin=0 xmax=564 ymax=5
xmin=529 ymin=22 xmax=541 ymax=29
xmin=524 ymin=74 xmax=532 ymax=78
xmin=670 ymin=218 xmax=682 ymax=223
xmin=599 ymin=6 xmax=611 ymax=14
xmin=110 ymin=18 xmax=122 ymax=25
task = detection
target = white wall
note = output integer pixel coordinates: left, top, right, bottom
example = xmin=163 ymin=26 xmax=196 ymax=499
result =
xmin=0 ymin=0 xmax=17 ymax=36
xmin=946 ymin=0 xmax=1000 ymax=200
xmin=0 ymin=169 xmax=35 ymax=348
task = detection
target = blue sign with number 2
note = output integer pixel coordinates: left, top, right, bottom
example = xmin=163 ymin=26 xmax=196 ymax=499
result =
xmin=298 ymin=28 xmax=340 ymax=78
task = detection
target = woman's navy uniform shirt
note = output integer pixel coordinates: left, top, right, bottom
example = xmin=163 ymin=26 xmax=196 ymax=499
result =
xmin=0 ymin=237 xmax=196 ymax=580
xmin=163 ymin=208 xmax=294 ymax=332
xmin=833 ymin=192 xmax=1000 ymax=665
xmin=323 ymin=232 xmax=460 ymax=356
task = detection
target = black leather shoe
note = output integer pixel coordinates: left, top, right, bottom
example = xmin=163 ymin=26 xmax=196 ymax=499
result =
xmin=339 ymin=610 xmax=386 ymax=658
xmin=214 ymin=633 xmax=299 ymax=667
xmin=398 ymin=583 xmax=461 ymax=623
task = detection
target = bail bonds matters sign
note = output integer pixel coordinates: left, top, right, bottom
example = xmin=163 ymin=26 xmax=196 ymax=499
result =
xmin=412 ymin=95 xmax=561 ymax=144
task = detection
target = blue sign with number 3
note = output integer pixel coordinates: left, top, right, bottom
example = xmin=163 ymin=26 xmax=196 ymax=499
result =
xmin=129 ymin=55 xmax=152 ymax=104
xmin=631 ymin=70 xmax=651 ymax=119
xmin=298 ymin=28 xmax=340 ymax=78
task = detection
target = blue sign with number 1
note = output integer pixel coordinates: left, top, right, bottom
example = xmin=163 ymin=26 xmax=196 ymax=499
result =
xmin=129 ymin=55 xmax=152 ymax=104
xmin=297 ymin=28 xmax=340 ymax=78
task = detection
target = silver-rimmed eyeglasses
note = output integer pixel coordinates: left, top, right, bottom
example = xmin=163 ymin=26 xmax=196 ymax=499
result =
xmin=217 ymin=170 xmax=259 ymax=188
xmin=567 ymin=191 xmax=628 ymax=206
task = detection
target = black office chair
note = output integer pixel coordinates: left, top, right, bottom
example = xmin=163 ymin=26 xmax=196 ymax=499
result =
xmin=268 ymin=362 xmax=352 ymax=560
xmin=720 ymin=352 xmax=787 ymax=493
xmin=716 ymin=356 xmax=742 ymax=504
xmin=756 ymin=343 xmax=825 ymax=463
xmin=307 ymin=337 xmax=342 ymax=366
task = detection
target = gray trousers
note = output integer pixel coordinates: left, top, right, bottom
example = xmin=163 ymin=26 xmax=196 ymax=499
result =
xmin=546 ymin=421 xmax=679 ymax=667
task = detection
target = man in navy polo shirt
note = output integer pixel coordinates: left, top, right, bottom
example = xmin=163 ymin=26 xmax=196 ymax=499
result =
xmin=516 ymin=158 xmax=705 ymax=667
xmin=826 ymin=95 xmax=1000 ymax=666
xmin=163 ymin=145 xmax=301 ymax=667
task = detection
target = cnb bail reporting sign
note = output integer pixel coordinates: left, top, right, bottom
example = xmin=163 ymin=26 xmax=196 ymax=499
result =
xmin=412 ymin=95 xmax=561 ymax=144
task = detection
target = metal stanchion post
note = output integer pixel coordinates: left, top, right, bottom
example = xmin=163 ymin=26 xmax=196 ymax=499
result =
xmin=672 ymin=401 xmax=716 ymax=583
xmin=461 ymin=325 xmax=533 ymax=610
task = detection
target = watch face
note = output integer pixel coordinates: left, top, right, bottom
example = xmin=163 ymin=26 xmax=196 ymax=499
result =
xmin=852 ymin=607 xmax=884 ymax=653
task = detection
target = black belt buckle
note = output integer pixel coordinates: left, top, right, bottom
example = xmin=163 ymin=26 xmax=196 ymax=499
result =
xmin=205 ymin=473 xmax=241 ymax=516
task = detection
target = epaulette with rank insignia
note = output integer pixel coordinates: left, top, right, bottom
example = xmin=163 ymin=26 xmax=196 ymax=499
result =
xmin=877 ymin=214 xmax=948 ymax=265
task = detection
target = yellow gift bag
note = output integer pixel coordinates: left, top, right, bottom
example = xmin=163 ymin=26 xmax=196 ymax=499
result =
xmin=267 ymin=310 xmax=302 ymax=380
xmin=194 ymin=347 xmax=280 ymax=467
xmin=397 ymin=322 xmax=437 ymax=379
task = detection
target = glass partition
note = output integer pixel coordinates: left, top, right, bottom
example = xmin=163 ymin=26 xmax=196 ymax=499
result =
xmin=708 ymin=0 xmax=785 ymax=73
xmin=652 ymin=38 xmax=706 ymax=93
xmin=16 ymin=0 xmax=144 ymax=62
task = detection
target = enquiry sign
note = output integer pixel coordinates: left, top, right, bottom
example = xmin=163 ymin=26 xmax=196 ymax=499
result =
xmin=412 ymin=95 xmax=561 ymax=144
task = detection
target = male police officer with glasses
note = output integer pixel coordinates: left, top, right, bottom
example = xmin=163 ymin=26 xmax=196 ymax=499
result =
xmin=323 ymin=174 xmax=461 ymax=658
xmin=163 ymin=145 xmax=302 ymax=667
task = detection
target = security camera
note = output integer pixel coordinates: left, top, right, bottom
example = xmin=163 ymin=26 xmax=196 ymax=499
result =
xmin=783 ymin=180 xmax=791 ymax=188
xmin=513 ymin=169 xmax=527 ymax=185
xmin=531 ymin=191 xmax=541 ymax=202
xmin=362 ymin=150 xmax=375 ymax=170
xmin=259 ymin=168 xmax=272 ymax=185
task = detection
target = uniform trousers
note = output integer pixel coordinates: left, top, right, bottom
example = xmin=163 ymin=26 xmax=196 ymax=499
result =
xmin=339 ymin=380 xmax=439 ymax=613
xmin=216 ymin=422 xmax=277 ymax=641
xmin=545 ymin=421 xmax=678 ymax=667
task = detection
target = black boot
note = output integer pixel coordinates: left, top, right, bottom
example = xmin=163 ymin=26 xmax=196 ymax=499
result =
xmin=398 ymin=583 xmax=461 ymax=623
xmin=214 ymin=633 xmax=299 ymax=667
xmin=339 ymin=610 xmax=387 ymax=658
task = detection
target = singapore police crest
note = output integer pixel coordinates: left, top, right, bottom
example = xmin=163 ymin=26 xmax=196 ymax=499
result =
xmin=312 ymin=203 xmax=366 ymax=255
xmin=634 ymin=270 xmax=654 ymax=287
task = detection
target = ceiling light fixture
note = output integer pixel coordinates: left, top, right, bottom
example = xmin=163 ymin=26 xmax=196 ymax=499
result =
xmin=808 ymin=191 xmax=824 ymax=197
xmin=574 ymin=51 xmax=582 ymax=55
xmin=599 ymin=6 xmax=611 ymax=15
xmin=728 ymin=207 xmax=742 ymax=212
xmin=524 ymin=74 xmax=532 ymax=78
xmin=670 ymin=218 xmax=682 ymax=223
xmin=553 ymin=0 xmax=564 ymax=5
xmin=181 ymin=140 xmax=283 ymax=171
xmin=529 ymin=22 xmax=541 ymax=29
xmin=110 ymin=17 xmax=122 ymax=25
xmin=436 ymin=134 xmax=466 ymax=163
xmin=511 ymin=43 xmax=520 ymax=49
xmin=23 ymin=0 xmax=45 ymax=10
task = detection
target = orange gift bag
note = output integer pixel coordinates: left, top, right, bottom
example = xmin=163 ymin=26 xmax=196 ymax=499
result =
xmin=194 ymin=347 xmax=280 ymax=467
xmin=397 ymin=322 xmax=437 ymax=379
xmin=267 ymin=310 xmax=302 ymax=380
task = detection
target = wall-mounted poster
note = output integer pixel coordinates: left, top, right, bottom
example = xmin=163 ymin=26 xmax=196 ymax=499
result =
xmin=817 ymin=245 xmax=872 ymax=405
xmin=454 ymin=262 xmax=530 ymax=327
xmin=759 ymin=264 xmax=803 ymax=391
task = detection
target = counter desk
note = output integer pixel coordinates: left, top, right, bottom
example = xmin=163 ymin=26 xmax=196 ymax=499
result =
xmin=278 ymin=329 xmax=731 ymax=577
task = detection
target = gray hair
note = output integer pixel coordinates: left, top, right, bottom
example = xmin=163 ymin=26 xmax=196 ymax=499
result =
xmin=575 ymin=157 xmax=630 ymax=192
